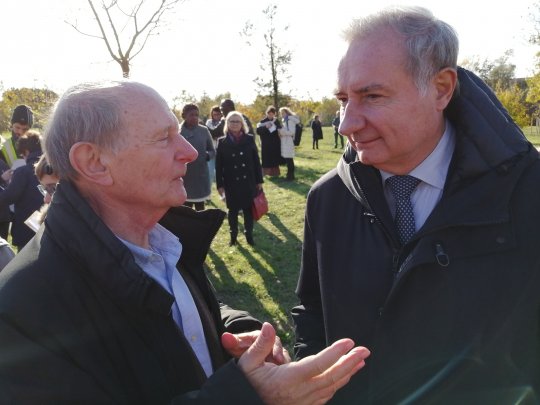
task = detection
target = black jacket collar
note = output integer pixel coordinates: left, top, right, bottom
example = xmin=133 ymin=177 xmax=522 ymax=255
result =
xmin=44 ymin=181 xmax=225 ymax=316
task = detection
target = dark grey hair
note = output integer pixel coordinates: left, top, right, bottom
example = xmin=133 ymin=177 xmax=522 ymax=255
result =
xmin=344 ymin=6 xmax=459 ymax=94
xmin=43 ymin=81 xmax=135 ymax=180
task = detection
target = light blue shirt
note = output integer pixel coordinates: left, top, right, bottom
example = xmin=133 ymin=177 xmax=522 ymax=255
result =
xmin=380 ymin=120 xmax=456 ymax=232
xmin=118 ymin=224 xmax=213 ymax=377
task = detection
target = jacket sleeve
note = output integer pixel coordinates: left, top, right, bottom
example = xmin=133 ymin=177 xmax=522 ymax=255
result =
xmin=291 ymin=195 xmax=327 ymax=360
xmin=0 ymin=317 xmax=263 ymax=404
xmin=220 ymin=303 xmax=263 ymax=334
xmin=171 ymin=360 xmax=263 ymax=404
xmin=215 ymin=142 xmax=224 ymax=190
xmin=251 ymin=141 xmax=264 ymax=185
xmin=205 ymin=129 xmax=216 ymax=160
xmin=255 ymin=123 xmax=268 ymax=136
xmin=0 ymin=167 xmax=27 ymax=206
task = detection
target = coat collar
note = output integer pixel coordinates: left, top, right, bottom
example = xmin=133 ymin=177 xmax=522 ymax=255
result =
xmin=337 ymin=68 xmax=538 ymax=230
xmin=43 ymin=181 xmax=225 ymax=316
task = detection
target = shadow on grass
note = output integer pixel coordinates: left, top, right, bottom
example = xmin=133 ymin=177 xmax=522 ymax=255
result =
xmin=206 ymin=247 xmax=275 ymax=328
xmin=204 ymin=213 xmax=302 ymax=345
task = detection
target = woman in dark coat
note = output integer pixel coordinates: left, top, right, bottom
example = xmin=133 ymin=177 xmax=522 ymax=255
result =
xmin=256 ymin=106 xmax=282 ymax=176
xmin=310 ymin=114 xmax=323 ymax=149
xmin=0 ymin=130 xmax=43 ymax=251
xmin=216 ymin=111 xmax=263 ymax=246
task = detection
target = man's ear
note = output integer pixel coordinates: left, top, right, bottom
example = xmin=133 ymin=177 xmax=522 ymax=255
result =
xmin=434 ymin=67 xmax=457 ymax=111
xmin=69 ymin=142 xmax=113 ymax=186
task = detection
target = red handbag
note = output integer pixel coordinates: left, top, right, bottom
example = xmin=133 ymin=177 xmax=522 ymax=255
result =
xmin=252 ymin=190 xmax=269 ymax=221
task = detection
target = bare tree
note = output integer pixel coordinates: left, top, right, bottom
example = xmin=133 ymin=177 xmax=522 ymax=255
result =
xmin=241 ymin=4 xmax=292 ymax=109
xmin=67 ymin=0 xmax=183 ymax=78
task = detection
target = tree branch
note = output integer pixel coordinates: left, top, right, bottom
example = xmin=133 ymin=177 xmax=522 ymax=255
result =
xmin=87 ymin=0 xmax=121 ymax=63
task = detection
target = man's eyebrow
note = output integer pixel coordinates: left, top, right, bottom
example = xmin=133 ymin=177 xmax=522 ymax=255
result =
xmin=334 ymin=83 xmax=386 ymax=97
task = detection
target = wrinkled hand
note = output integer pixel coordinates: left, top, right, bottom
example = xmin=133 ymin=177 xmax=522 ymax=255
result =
xmin=221 ymin=329 xmax=290 ymax=365
xmin=238 ymin=323 xmax=370 ymax=405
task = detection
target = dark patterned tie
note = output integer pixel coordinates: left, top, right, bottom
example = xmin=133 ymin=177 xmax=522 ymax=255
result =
xmin=386 ymin=175 xmax=421 ymax=245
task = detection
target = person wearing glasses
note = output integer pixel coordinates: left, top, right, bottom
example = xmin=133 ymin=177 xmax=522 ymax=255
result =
xmin=0 ymin=130 xmax=43 ymax=251
xmin=21 ymin=155 xmax=60 ymax=229
xmin=216 ymin=111 xmax=263 ymax=246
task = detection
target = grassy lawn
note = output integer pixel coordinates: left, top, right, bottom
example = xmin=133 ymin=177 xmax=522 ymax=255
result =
xmin=205 ymin=127 xmax=342 ymax=347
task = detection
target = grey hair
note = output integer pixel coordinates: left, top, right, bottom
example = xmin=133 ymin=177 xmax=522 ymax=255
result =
xmin=279 ymin=107 xmax=296 ymax=116
xmin=344 ymin=6 xmax=459 ymax=94
xmin=43 ymin=81 xmax=138 ymax=180
xmin=224 ymin=111 xmax=249 ymax=134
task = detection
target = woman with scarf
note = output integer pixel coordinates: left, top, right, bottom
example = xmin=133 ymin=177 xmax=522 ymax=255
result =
xmin=215 ymin=111 xmax=263 ymax=246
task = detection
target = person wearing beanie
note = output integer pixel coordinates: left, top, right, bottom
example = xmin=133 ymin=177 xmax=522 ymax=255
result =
xmin=0 ymin=105 xmax=34 ymax=240
xmin=0 ymin=130 xmax=43 ymax=251
xmin=4 ymin=105 xmax=34 ymax=169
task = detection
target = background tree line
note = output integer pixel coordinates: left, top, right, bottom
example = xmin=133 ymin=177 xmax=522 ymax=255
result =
xmin=5 ymin=0 xmax=540 ymax=133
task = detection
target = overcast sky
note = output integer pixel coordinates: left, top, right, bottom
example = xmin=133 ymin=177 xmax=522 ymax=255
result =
xmin=1 ymin=0 xmax=538 ymax=104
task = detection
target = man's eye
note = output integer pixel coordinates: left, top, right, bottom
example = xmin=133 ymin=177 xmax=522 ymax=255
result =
xmin=337 ymin=98 xmax=348 ymax=106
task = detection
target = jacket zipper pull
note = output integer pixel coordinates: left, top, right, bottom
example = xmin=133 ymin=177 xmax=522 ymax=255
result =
xmin=435 ymin=243 xmax=450 ymax=267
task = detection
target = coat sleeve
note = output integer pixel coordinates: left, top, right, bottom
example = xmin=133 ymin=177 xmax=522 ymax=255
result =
xmin=0 ymin=167 xmax=27 ymax=206
xmin=215 ymin=142 xmax=224 ymax=190
xmin=219 ymin=303 xmax=263 ymax=334
xmin=171 ymin=360 xmax=263 ymax=404
xmin=205 ymin=128 xmax=216 ymax=161
xmin=251 ymin=141 xmax=264 ymax=185
xmin=0 ymin=317 xmax=263 ymax=404
xmin=291 ymin=193 xmax=327 ymax=360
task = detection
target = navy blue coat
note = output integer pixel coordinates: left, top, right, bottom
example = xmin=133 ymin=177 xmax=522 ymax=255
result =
xmin=215 ymin=133 xmax=263 ymax=210
xmin=293 ymin=68 xmax=540 ymax=403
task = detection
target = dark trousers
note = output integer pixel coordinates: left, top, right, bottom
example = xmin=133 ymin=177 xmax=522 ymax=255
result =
xmin=313 ymin=139 xmax=319 ymax=149
xmin=284 ymin=158 xmax=295 ymax=180
xmin=184 ymin=201 xmax=205 ymax=211
xmin=228 ymin=205 xmax=254 ymax=237
xmin=334 ymin=131 xmax=344 ymax=148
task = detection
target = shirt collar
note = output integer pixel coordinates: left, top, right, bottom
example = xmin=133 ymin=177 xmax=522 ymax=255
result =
xmin=380 ymin=119 xmax=455 ymax=190
xmin=118 ymin=223 xmax=182 ymax=265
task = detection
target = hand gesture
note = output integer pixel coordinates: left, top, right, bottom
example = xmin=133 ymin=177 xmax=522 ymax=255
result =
xmin=238 ymin=323 xmax=370 ymax=405
xmin=222 ymin=329 xmax=290 ymax=365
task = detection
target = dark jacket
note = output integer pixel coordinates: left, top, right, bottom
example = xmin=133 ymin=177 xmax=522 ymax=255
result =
xmin=216 ymin=133 xmax=263 ymax=210
xmin=292 ymin=68 xmax=540 ymax=404
xmin=256 ymin=117 xmax=283 ymax=168
xmin=0 ymin=151 xmax=43 ymax=248
xmin=0 ymin=181 xmax=264 ymax=404
xmin=310 ymin=120 xmax=323 ymax=140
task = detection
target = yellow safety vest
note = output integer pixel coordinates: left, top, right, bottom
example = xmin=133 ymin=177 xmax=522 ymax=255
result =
xmin=0 ymin=136 xmax=18 ymax=167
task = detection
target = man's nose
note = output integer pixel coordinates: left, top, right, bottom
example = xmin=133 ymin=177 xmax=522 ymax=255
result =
xmin=339 ymin=105 xmax=366 ymax=136
xmin=175 ymin=134 xmax=198 ymax=163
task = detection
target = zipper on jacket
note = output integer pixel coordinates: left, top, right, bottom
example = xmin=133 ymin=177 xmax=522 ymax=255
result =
xmin=435 ymin=242 xmax=450 ymax=267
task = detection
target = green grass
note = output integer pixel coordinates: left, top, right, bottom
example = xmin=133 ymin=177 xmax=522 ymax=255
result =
xmin=204 ymin=127 xmax=342 ymax=347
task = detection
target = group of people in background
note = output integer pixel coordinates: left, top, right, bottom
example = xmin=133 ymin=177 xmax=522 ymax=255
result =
xmin=180 ymin=99 xmax=307 ymax=246
xmin=0 ymin=105 xmax=59 ymax=268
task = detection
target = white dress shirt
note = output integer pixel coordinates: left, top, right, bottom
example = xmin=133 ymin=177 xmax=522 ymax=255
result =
xmin=380 ymin=120 xmax=456 ymax=232
xmin=119 ymin=223 xmax=213 ymax=377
